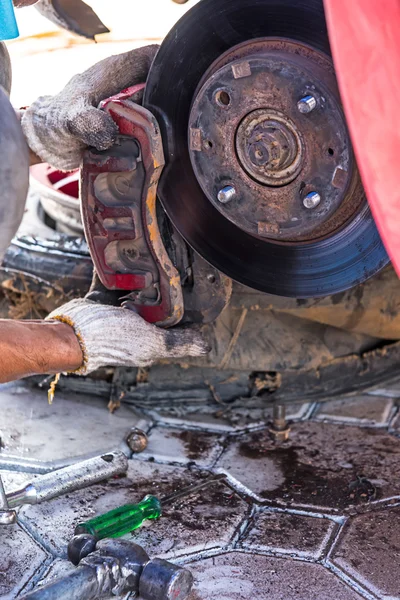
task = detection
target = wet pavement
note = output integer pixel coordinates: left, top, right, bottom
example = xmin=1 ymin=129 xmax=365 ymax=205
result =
xmin=0 ymin=381 xmax=399 ymax=599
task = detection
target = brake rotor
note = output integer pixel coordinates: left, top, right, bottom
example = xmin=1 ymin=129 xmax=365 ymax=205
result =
xmin=144 ymin=0 xmax=389 ymax=297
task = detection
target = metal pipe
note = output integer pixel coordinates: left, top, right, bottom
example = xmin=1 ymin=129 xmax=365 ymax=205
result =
xmin=20 ymin=566 xmax=99 ymax=600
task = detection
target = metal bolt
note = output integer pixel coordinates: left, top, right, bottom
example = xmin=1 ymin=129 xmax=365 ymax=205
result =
xmin=126 ymin=428 xmax=148 ymax=454
xmin=217 ymin=185 xmax=236 ymax=203
xmin=297 ymin=95 xmax=317 ymax=114
xmin=303 ymin=191 xmax=321 ymax=209
xmin=269 ymin=404 xmax=291 ymax=444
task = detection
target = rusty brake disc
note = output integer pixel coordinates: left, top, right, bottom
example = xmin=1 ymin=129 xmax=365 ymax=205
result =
xmin=144 ymin=0 xmax=389 ymax=298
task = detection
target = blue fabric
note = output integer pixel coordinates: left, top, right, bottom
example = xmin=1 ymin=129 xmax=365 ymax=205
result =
xmin=0 ymin=0 xmax=19 ymax=40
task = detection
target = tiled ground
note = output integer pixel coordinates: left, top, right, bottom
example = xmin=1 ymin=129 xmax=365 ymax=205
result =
xmin=0 ymin=381 xmax=399 ymax=599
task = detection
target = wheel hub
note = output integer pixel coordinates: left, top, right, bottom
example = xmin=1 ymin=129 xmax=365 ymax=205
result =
xmin=188 ymin=39 xmax=360 ymax=242
xmin=236 ymin=109 xmax=304 ymax=186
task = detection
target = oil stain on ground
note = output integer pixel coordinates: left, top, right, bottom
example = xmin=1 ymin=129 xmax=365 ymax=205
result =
xmin=172 ymin=430 xmax=215 ymax=461
xmin=235 ymin=421 xmax=400 ymax=510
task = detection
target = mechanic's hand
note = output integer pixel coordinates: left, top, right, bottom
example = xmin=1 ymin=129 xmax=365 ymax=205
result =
xmin=46 ymin=298 xmax=209 ymax=375
xmin=21 ymin=45 xmax=159 ymax=171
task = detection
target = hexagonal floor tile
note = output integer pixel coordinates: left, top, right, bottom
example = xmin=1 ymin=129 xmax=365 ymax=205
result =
xmin=0 ymin=522 xmax=48 ymax=598
xmin=314 ymin=395 xmax=394 ymax=426
xmin=216 ymin=422 xmax=400 ymax=510
xmin=240 ymin=510 xmax=337 ymax=559
xmin=19 ymin=460 xmax=249 ymax=560
xmin=0 ymin=383 xmax=150 ymax=463
xmin=187 ymin=552 xmax=365 ymax=600
xmin=139 ymin=427 xmax=223 ymax=467
xmin=331 ymin=506 xmax=400 ymax=599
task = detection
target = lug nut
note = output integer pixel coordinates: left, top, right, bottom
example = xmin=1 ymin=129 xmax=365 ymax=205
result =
xmin=297 ymin=95 xmax=317 ymax=114
xmin=303 ymin=191 xmax=321 ymax=209
xmin=217 ymin=185 xmax=236 ymax=203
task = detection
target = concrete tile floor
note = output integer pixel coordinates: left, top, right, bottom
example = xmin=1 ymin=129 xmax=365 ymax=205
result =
xmin=0 ymin=381 xmax=399 ymax=599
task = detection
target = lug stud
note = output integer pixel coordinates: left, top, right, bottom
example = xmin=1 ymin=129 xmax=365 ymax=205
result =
xmin=303 ymin=191 xmax=321 ymax=209
xmin=217 ymin=185 xmax=236 ymax=203
xmin=297 ymin=95 xmax=317 ymax=114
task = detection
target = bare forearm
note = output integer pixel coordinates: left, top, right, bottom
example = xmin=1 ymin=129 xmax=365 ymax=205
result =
xmin=0 ymin=320 xmax=83 ymax=383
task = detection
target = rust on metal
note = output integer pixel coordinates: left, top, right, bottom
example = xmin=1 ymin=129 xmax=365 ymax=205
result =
xmin=81 ymin=95 xmax=184 ymax=327
xmin=236 ymin=108 xmax=304 ymax=186
xmin=331 ymin=166 xmax=348 ymax=189
xmin=126 ymin=428 xmax=148 ymax=453
xmin=188 ymin=38 xmax=364 ymax=242
xmin=257 ymin=221 xmax=280 ymax=236
xmin=189 ymin=128 xmax=202 ymax=152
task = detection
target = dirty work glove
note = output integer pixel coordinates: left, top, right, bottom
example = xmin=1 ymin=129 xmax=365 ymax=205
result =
xmin=46 ymin=299 xmax=208 ymax=375
xmin=21 ymin=45 xmax=159 ymax=171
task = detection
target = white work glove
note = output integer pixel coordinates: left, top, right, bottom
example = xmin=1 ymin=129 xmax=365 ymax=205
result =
xmin=21 ymin=45 xmax=159 ymax=171
xmin=46 ymin=299 xmax=208 ymax=375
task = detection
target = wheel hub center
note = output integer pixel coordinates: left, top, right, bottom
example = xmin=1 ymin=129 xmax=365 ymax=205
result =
xmin=236 ymin=109 xmax=303 ymax=186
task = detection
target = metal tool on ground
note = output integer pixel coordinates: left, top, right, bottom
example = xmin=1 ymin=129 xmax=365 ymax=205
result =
xmin=75 ymin=494 xmax=162 ymax=542
xmin=68 ymin=473 xmax=227 ymax=564
xmin=6 ymin=451 xmax=128 ymax=508
xmin=0 ymin=473 xmax=16 ymax=525
xmin=21 ymin=539 xmax=194 ymax=600
xmin=126 ymin=427 xmax=149 ymax=453
xmin=269 ymin=404 xmax=291 ymax=443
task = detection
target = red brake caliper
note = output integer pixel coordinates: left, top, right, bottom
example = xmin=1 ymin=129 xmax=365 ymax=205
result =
xmin=81 ymin=86 xmax=184 ymax=326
